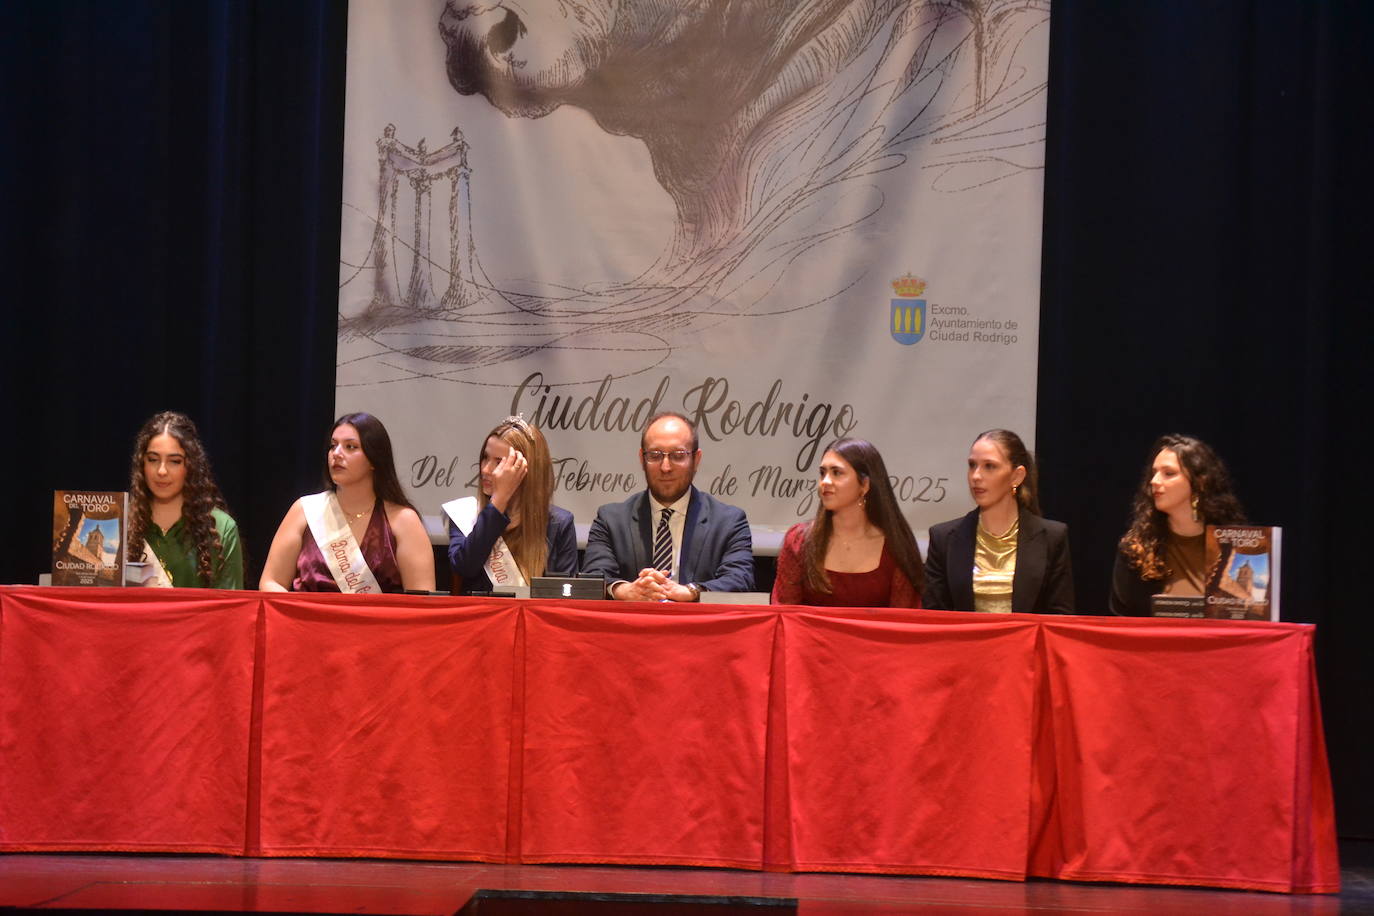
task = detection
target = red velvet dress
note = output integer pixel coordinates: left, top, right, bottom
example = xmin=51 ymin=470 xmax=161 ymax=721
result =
xmin=771 ymin=522 xmax=921 ymax=608
xmin=292 ymin=500 xmax=404 ymax=593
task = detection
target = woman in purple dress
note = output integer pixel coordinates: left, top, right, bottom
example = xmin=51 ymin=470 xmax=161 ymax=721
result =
xmin=772 ymin=438 xmax=924 ymax=608
xmin=259 ymin=413 xmax=435 ymax=593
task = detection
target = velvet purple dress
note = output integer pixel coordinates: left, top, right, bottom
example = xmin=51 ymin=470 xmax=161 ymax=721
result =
xmin=292 ymin=500 xmax=404 ymax=593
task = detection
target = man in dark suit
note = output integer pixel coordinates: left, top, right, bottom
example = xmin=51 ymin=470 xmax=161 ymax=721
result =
xmin=584 ymin=412 xmax=754 ymax=601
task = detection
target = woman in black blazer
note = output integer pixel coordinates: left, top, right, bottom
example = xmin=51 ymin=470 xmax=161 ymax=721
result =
xmin=923 ymin=429 xmax=1074 ymax=613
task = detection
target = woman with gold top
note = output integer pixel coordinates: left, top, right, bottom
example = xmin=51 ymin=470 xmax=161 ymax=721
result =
xmin=126 ymin=411 xmax=244 ymax=589
xmin=923 ymin=429 xmax=1074 ymax=613
xmin=1109 ymin=434 xmax=1247 ymax=616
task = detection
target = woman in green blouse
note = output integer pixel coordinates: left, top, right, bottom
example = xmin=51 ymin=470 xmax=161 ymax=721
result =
xmin=125 ymin=411 xmax=243 ymax=589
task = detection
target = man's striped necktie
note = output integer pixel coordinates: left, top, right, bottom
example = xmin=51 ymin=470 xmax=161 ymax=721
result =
xmin=652 ymin=507 xmax=673 ymax=575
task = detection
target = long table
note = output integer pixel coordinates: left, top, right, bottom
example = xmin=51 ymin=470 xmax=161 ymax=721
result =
xmin=0 ymin=587 xmax=1339 ymax=894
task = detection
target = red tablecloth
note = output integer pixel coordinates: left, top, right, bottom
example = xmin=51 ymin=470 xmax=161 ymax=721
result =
xmin=0 ymin=587 xmax=1339 ymax=893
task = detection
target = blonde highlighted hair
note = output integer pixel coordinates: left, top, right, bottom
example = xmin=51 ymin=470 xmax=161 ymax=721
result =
xmin=480 ymin=416 xmax=555 ymax=579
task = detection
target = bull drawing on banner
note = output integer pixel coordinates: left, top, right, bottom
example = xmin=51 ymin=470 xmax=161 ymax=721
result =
xmin=341 ymin=0 xmax=1047 ymax=384
xmin=440 ymin=0 xmax=1041 ymax=271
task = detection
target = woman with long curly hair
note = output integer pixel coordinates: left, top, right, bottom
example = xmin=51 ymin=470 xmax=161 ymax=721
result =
xmin=1109 ymin=434 xmax=1247 ymax=616
xmin=771 ymin=438 xmax=924 ymax=607
xmin=125 ymin=411 xmax=243 ymax=588
xmin=923 ymin=429 xmax=1074 ymax=613
xmin=259 ymin=412 xmax=434 ymax=593
xmin=444 ymin=416 xmax=577 ymax=593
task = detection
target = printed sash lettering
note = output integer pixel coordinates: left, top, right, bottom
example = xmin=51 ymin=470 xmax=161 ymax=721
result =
xmin=441 ymin=496 xmax=527 ymax=588
xmin=301 ymin=491 xmax=383 ymax=594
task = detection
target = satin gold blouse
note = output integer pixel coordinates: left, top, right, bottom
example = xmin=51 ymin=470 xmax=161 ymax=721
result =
xmin=972 ymin=517 xmax=1019 ymax=614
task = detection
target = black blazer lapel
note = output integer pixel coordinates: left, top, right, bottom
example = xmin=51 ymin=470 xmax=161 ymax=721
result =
xmin=1012 ymin=509 xmax=1047 ymax=612
xmin=949 ymin=510 xmax=979 ymax=610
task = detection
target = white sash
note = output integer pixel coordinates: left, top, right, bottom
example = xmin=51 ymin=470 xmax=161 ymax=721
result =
xmin=301 ymin=491 xmax=382 ymax=594
xmin=442 ymin=496 xmax=527 ymax=588
xmin=136 ymin=546 xmax=174 ymax=588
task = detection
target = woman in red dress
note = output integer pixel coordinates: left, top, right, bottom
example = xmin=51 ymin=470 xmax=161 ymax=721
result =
xmin=772 ymin=438 xmax=923 ymax=608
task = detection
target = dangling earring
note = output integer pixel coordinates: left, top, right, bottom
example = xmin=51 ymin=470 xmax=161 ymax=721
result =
xmin=1190 ymin=493 xmax=1200 ymax=521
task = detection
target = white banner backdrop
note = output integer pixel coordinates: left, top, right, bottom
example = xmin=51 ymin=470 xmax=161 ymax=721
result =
xmin=337 ymin=0 xmax=1050 ymax=546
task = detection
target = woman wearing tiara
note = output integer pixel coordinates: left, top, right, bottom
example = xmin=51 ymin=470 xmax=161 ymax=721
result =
xmin=259 ymin=412 xmax=435 ymax=593
xmin=923 ymin=428 xmax=1074 ymax=613
xmin=125 ymin=410 xmax=243 ymax=588
xmin=445 ymin=416 xmax=577 ymax=593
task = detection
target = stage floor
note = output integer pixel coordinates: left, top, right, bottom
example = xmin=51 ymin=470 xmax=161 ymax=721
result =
xmin=2 ymin=849 xmax=1371 ymax=915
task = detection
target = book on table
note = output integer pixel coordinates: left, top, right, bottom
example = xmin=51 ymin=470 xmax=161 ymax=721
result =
xmin=51 ymin=490 xmax=129 ymax=587
xmin=1204 ymin=524 xmax=1281 ymax=621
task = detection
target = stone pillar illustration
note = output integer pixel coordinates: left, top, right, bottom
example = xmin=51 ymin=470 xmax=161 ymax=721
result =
xmin=367 ymin=124 xmax=480 ymax=314
xmin=440 ymin=128 xmax=476 ymax=309
xmin=368 ymin=125 xmax=405 ymax=312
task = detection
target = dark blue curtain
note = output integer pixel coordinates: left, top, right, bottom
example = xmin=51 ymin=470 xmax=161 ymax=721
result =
xmin=1039 ymin=1 xmax=1374 ymax=836
xmin=2 ymin=1 xmax=1371 ymax=836
xmin=0 ymin=1 xmax=345 ymax=584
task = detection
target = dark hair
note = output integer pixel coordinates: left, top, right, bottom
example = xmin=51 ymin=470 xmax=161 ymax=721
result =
xmin=327 ymin=412 xmax=417 ymax=514
xmin=479 ymin=416 xmax=555 ymax=578
xmin=1119 ymin=434 xmax=1247 ymax=580
xmin=126 ymin=411 xmax=231 ymax=585
xmin=640 ymin=411 xmax=699 ymax=452
xmin=973 ymin=429 xmax=1040 ymax=516
xmin=801 ymin=438 xmax=924 ymax=594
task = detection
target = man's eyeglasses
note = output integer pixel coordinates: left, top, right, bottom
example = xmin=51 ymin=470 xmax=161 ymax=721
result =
xmin=644 ymin=449 xmax=693 ymax=465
